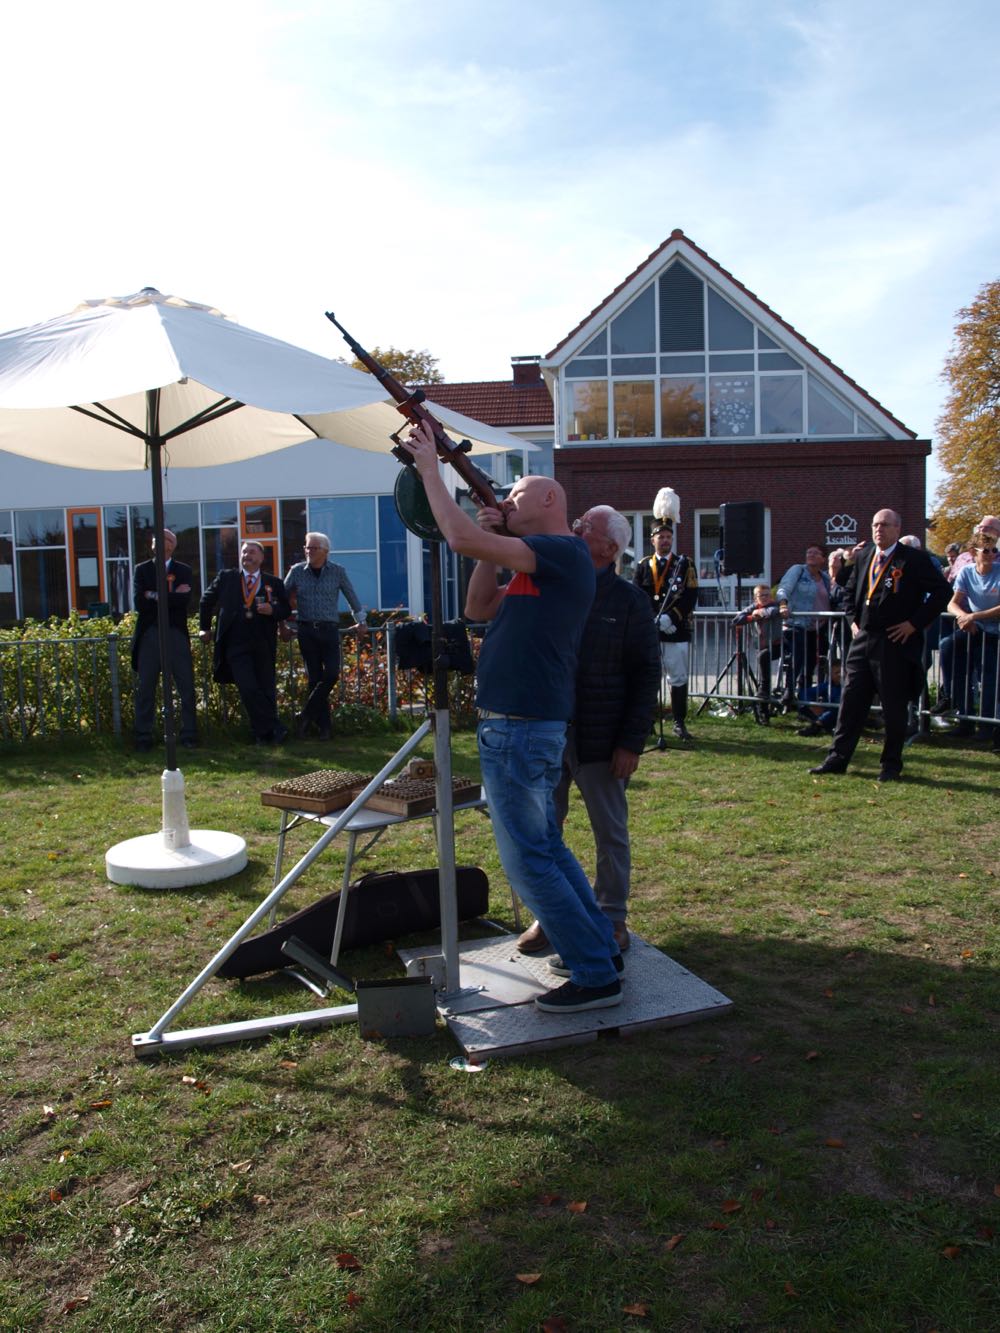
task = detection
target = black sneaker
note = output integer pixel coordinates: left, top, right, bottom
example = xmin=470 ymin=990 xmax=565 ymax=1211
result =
xmin=549 ymin=953 xmax=624 ymax=979
xmin=535 ymin=979 xmax=622 ymax=1013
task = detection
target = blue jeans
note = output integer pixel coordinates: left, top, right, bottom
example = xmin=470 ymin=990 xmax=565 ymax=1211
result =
xmin=478 ymin=718 xmax=618 ymax=988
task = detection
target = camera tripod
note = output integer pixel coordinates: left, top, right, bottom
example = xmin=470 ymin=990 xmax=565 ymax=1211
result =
xmin=697 ymin=624 xmax=778 ymax=726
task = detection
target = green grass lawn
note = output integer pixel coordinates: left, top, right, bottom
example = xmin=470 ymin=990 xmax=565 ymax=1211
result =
xmin=1 ymin=715 xmax=997 ymax=1331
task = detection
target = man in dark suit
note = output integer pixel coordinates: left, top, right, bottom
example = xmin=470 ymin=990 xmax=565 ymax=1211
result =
xmin=809 ymin=508 xmax=951 ymax=781
xmin=131 ymin=527 xmax=198 ymax=752
xmin=199 ymin=540 xmax=291 ymax=744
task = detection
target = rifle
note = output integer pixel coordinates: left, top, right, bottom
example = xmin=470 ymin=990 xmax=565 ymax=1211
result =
xmin=325 ymin=312 xmax=500 ymax=511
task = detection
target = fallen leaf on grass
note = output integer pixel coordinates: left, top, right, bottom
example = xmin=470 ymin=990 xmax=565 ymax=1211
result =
xmin=815 ymin=909 xmax=831 ymax=917
xmin=89 ymin=1099 xmax=112 ymax=1110
xmin=541 ymin=1319 xmax=569 ymax=1332
xmin=706 ymin=1221 xmax=728 ymax=1231
xmin=57 ymin=1151 xmax=71 ymax=1164
xmin=941 ymin=1245 xmax=961 ymax=1260
xmin=765 ymin=1218 xmax=777 ymax=1231
xmin=41 ymin=1104 xmax=56 ymax=1121
xmin=823 ymin=988 xmax=834 ymax=999
xmin=538 ymin=1193 xmax=562 ymax=1206
xmin=748 ymin=1054 xmax=763 ymax=1064
xmin=278 ymin=1060 xmax=298 ymax=1070
xmin=566 ymin=1200 xmax=588 ymax=1214
xmin=928 ymin=994 xmax=937 ymax=1006
xmin=784 ymin=1281 xmax=799 ymax=1297
xmin=229 ymin=1160 xmax=253 ymax=1173
xmin=994 ymin=1183 xmax=1000 ymax=1198
xmin=911 ymin=1112 xmax=924 ymax=1121
xmin=623 ymin=1302 xmax=649 ymax=1316
xmin=976 ymin=1225 xmax=994 ymax=1241
xmin=804 ymin=1050 xmax=820 ymax=1061
xmin=47 ymin=950 xmax=62 ymax=961
xmin=957 ymin=872 xmax=968 ymax=879
xmin=825 ymin=1138 xmax=846 ymax=1149
xmin=345 ymin=1291 xmax=362 ymax=1309
xmin=766 ymin=1125 xmax=784 ymax=1136
xmin=751 ymin=1188 xmax=764 ymax=1203
xmin=697 ymin=1055 xmax=715 ymax=1064
xmin=665 ymin=1233 xmax=684 ymax=1251
xmin=49 ymin=1189 xmax=63 ymax=1203
xmin=335 ymin=1253 xmax=362 ymax=1270
xmin=900 ymin=1005 xmax=917 ymax=1014
xmin=253 ymin=1194 xmax=270 ymax=1205
xmin=720 ymin=1200 xmax=742 ymax=1214
xmin=61 ymin=1298 xmax=89 ymax=1314
xmin=516 ymin=1273 xmax=542 ymax=1285
xmin=960 ymin=949 xmax=974 ymax=959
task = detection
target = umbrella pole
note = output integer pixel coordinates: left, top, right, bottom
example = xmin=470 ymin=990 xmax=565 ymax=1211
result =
xmin=147 ymin=392 xmax=179 ymax=775
xmin=429 ymin=540 xmax=461 ymax=994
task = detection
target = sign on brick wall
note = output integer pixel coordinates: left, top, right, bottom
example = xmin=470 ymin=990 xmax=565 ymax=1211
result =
xmin=825 ymin=513 xmax=858 ymax=547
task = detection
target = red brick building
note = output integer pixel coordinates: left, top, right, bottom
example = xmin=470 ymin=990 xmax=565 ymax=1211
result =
xmin=425 ymin=229 xmax=929 ymax=603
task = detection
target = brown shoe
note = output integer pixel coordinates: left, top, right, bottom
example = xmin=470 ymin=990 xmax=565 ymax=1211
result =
xmin=516 ymin=920 xmax=550 ymax=954
xmin=612 ymin=921 xmax=630 ymax=952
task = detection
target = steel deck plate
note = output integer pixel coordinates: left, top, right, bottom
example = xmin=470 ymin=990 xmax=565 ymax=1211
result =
xmin=398 ymin=932 xmax=733 ymax=1060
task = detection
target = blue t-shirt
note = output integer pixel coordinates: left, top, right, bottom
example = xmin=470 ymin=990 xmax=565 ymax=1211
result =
xmin=475 ymin=534 xmax=596 ymax=720
xmin=954 ymin=562 xmax=1000 ymax=636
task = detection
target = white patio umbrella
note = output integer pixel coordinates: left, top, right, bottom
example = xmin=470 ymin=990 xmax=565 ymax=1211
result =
xmin=0 ymin=289 xmax=524 ymax=891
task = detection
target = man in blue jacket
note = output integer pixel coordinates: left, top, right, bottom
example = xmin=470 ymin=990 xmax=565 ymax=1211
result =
xmin=517 ymin=505 xmax=659 ymax=957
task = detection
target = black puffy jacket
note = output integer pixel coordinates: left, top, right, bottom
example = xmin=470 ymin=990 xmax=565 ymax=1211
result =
xmin=573 ymin=565 xmax=661 ymax=763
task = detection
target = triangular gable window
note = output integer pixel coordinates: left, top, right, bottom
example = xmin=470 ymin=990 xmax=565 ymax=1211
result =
xmin=562 ymin=260 xmax=888 ymax=442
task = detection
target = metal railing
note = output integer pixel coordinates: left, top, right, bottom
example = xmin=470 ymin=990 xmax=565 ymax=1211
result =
xmin=1 ymin=613 xmax=995 ymax=743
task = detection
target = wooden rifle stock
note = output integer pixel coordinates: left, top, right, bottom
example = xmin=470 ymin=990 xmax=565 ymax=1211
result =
xmin=325 ymin=312 xmax=500 ymax=511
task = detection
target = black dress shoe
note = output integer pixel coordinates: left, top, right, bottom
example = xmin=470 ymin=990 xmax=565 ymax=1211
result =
xmin=877 ymin=768 xmax=902 ymax=782
xmin=809 ymin=756 xmax=847 ymax=775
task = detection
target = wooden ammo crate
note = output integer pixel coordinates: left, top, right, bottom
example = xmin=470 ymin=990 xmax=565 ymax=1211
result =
xmin=261 ymin=769 xmax=373 ymax=815
xmin=364 ymin=776 xmax=482 ymax=817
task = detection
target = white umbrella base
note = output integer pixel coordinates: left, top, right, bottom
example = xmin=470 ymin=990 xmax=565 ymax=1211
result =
xmin=106 ymin=829 xmax=247 ymax=888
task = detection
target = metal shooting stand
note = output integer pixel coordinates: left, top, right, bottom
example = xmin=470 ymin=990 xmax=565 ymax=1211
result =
xmin=132 ymin=465 xmax=478 ymax=1056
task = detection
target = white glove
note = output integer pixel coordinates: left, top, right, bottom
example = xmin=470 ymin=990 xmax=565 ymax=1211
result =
xmin=657 ymin=614 xmax=676 ymax=636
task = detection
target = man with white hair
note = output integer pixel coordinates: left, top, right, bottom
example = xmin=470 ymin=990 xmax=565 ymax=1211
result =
xmin=284 ymin=532 xmax=367 ymax=739
xmin=517 ymin=505 xmax=660 ymax=957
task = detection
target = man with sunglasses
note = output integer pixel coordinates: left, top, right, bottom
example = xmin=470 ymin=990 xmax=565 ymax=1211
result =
xmin=948 ymin=529 xmax=1000 ymax=749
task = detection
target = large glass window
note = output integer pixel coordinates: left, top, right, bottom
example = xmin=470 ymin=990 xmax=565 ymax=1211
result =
xmin=567 ymin=381 xmax=608 ymax=440
xmin=807 ymin=374 xmax=854 ymax=436
xmin=760 ymin=375 xmax=804 ymax=435
xmin=613 ymin=381 xmax=655 ymax=438
xmin=709 ymin=375 xmax=755 ymax=436
xmin=378 ymin=495 xmax=408 ymax=611
xmin=18 ymin=549 xmax=69 ymax=620
xmin=311 ymin=497 xmax=378 ymax=609
xmin=280 ymin=498 xmax=307 ymax=576
xmin=0 ymin=511 xmax=15 ymax=623
xmin=660 ymin=377 xmax=705 ymax=437
xmin=16 ymin=509 xmax=65 ymax=547
xmin=104 ymin=506 xmax=131 ymax=615
xmin=561 ymin=260 xmax=889 ymax=443
xmin=610 ymin=284 xmax=655 ymax=353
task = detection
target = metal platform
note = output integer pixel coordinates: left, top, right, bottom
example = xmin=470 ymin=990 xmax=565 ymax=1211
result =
xmin=397 ymin=932 xmax=733 ymax=1060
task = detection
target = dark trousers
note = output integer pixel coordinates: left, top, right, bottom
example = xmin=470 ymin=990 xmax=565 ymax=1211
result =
xmin=134 ymin=626 xmax=198 ymax=742
xmin=830 ymin=633 xmax=910 ymax=772
xmin=298 ymin=624 xmax=341 ymax=730
xmin=225 ymin=632 xmax=279 ymax=740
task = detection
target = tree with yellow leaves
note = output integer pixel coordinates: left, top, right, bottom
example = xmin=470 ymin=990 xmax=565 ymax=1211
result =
xmin=932 ymin=279 xmax=1000 ymax=548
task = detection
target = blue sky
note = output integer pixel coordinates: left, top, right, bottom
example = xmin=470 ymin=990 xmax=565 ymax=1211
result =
xmin=3 ymin=0 xmax=998 ymax=497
